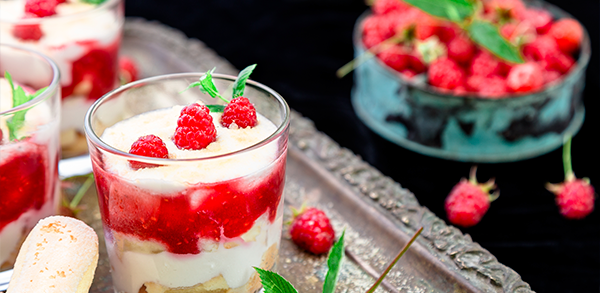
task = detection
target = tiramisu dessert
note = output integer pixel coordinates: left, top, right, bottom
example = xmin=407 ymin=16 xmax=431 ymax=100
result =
xmin=86 ymin=69 xmax=289 ymax=293
xmin=0 ymin=61 xmax=61 ymax=269
xmin=0 ymin=0 xmax=124 ymax=154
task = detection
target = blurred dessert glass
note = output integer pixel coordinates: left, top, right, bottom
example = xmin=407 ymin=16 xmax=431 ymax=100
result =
xmin=0 ymin=0 xmax=124 ymax=157
xmin=84 ymin=73 xmax=290 ymax=293
xmin=0 ymin=44 xmax=61 ymax=269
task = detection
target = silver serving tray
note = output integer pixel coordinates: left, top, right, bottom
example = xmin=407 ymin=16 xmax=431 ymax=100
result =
xmin=63 ymin=18 xmax=532 ymax=293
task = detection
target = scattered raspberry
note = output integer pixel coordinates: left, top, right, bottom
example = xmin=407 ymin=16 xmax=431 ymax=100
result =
xmin=25 ymin=0 xmax=58 ymax=17
xmin=506 ymin=62 xmax=543 ymax=93
xmin=548 ymin=19 xmax=584 ymax=55
xmin=428 ymin=57 xmax=464 ymax=90
xmin=521 ymin=8 xmax=553 ymax=34
xmin=221 ymin=97 xmax=258 ymax=128
xmin=289 ymin=207 xmax=335 ymax=254
xmin=372 ymin=0 xmax=410 ymax=15
xmin=445 ymin=167 xmax=498 ymax=228
xmin=469 ymin=51 xmax=500 ymax=77
xmin=447 ymin=35 xmax=476 ymax=64
xmin=378 ymin=45 xmax=410 ymax=72
xmin=128 ymin=135 xmax=169 ymax=169
xmin=173 ymin=103 xmax=216 ymax=150
xmin=548 ymin=179 xmax=595 ymax=220
xmin=12 ymin=13 xmax=43 ymax=41
xmin=118 ymin=56 xmax=139 ymax=84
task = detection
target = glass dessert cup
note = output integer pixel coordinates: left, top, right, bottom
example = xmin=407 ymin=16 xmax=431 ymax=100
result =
xmin=0 ymin=44 xmax=61 ymax=269
xmin=351 ymin=0 xmax=591 ymax=162
xmin=0 ymin=0 xmax=125 ymax=157
xmin=84 ymin=73 xmax=290 ymax=293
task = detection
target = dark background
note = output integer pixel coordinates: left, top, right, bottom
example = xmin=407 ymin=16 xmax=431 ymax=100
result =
xmin=125 ymin=0 xmax=599 ymax=291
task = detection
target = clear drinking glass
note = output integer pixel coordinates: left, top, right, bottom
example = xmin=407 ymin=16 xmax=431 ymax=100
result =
xmin=84 ymin=73 xmax=290 ymax=293
xmin=0 ymin=0 xmax=125 ymax=155
xmin=0 ymin=44 xmax=61 ymax=269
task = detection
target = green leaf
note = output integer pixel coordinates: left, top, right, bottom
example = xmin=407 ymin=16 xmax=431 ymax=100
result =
xmin=198 ymin=68 xmax=229 ymax=103
xmin=232 ymin=64 xmax=256 ymax=99
xmin=403 ymin=0 xmax=475 ymax=21
xmin=5 ymin=72 xmax=45 ymax=141
xmin=323 ymin=229 xmax=346 ymax=293
xmin=467 ymin=20 xmax=524 ymax=64
xmin=80 ymin=0 xmax=107 ymax=4
xmin=254 ymin=267 xmax=298 ymax=293
xmin=206 ymin=104 xmax=226 ymax=113
xmin=181 ymin=81 xmax=202 ymax=93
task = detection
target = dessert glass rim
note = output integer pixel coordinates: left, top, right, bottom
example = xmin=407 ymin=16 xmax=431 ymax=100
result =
xmin=0 ymin=0 xmax=121 ymax=24
xmin=0 ymin=43 xmax=60 ymax=116
xmin=353 ymin=0 xmax=592 ymax=101
xmin=84 ymin=72 xmax=291 ymax=163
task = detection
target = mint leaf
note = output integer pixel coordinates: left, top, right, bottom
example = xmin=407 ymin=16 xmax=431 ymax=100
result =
xmin=5 ymin=72 xmax=45 ymax=141
xmin=403 ymin=0 xmax=475 ymax=21
xmin=323 ymin=229 xmax=346 ymax=293
xmin=467 ymin=20 xmax=524 ymax=64
xmin=206 ymin=104 xmax=226 ymax=113
xmin=254 ymin=267 xmax=298 ymax=293
xmin=182 ymin=81 xmax=202 ymax=93
xmin=232 ymin=64 xmax=256 ymax=99
xmin=198 ymin=68 xmax=229 ymax=103
xmin=80 ymin=0 xmax=107 ymax=4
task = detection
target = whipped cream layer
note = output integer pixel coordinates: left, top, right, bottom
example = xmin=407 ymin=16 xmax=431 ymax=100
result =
xmin=100 ymin=103 xmax=279 ymax=191
xmin=107 ymin=212 xmax=283 ymax=293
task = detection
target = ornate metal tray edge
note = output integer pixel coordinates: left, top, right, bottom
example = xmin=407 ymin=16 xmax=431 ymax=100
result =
xmin=123 ymin=18 xmax=534 ymax=293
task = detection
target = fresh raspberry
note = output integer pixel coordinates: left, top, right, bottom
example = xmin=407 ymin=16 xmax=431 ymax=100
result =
xmin=428 ymin=57 xmax=464 ymax=90
xmin=173 ymin=103 xmax=216 ymax=150
xmin=522 ymin=35 xmax=560 ymax=62
xmin=289 ymin=207 xmax=335 ymax=255
xmin=469 ymin=51 xmax=500 ymax=77
xmin=447 ymin=35 xmax=476 ymax=64
xmin=445 ymin=167 xmax=498 ymax=228
xmin=548 ymin=19 xmax=584 ymax=55
xmin=221 ymin=97 xmax=258 ymax=128
xmin=506 ymin=62 xmax=544 ymax=93
xmin=362 ymin=14 xmax=395 ymax=49
xmin=466 ymin=75 xmax=508 ymax=98
xmin=372 ymin=0 xmax=410 ymax=15
xmin=521 ymin=8 xmax=553 ymax=34
xmin=547 ymin=179 xmax=595 ymax=220
xmin=12 ymin=13 xmax=43 ymax=41
xmin=435 ymin=24 xmax=460 ymax=43
xmin=128 ymin=135 xmax=169 ymax=169
xmin=25 ymin=0 xmax=58 ymax=17
xmin=378 ymin=45 xmax=410 ymax=72
xmin=118 ymin=56 xmax=139 ymax=84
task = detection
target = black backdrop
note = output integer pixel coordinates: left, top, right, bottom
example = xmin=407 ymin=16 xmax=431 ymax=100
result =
xmin=124 ymin=0 xmax=599 ymax=291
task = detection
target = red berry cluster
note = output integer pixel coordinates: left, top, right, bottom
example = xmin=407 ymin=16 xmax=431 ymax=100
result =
xmin=362 ymin=0 xmax=584 ymax=98
xmin=127 ymin=99 xmax=258 ymax=169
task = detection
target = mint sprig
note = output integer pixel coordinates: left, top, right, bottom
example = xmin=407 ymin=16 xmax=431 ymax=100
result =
xmin=403 ymin=0 xmax=475 ymax=21
xmin=5 ymin=71 xmax=47 ymax=141
xmin=233 ymin=64 xmax=256 ymax=99
xmin=466 ymin=20 xmax=523 ymax=64
xmin=205 ymin=105 xmax=226 ymax=113
xmin=256 ymin=226 xmax=423 ymax=293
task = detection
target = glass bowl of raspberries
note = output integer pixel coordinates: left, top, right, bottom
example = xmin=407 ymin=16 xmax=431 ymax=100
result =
xmin=350 ymin=0 xmax=591 ymax=162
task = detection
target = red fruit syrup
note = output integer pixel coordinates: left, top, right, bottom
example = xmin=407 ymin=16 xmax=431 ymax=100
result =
xmin=94 ymin=152 xmax=287 ymax=255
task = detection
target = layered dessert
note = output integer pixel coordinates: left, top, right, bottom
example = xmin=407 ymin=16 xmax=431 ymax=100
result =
xmin=0 ymin=0 xmax=124 ymax=154
xmin=92 ymin=98 xmax=287 ymax=293
xmin=0 ymin=76 xmax=60 ymax=269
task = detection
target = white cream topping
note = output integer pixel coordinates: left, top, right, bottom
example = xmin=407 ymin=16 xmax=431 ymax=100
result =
xmin=107 ymin=213 xmax=283 ymax=293
xmin=100 ymin=104 xmax=279 ymax=190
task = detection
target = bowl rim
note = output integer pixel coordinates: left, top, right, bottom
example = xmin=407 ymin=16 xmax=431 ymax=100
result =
xmin=352 ymin=0 xmax=592 ymax=102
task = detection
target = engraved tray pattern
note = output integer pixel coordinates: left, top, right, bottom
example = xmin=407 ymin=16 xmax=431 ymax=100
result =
xmin=73 ymin=18 xmax=534 ymax=293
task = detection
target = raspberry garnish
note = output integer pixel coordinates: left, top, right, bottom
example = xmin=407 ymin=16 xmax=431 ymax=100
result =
xmin=445 ymin=167 xmax=498 ymax=228
xmin=12 ymin=13 xmax=43 ymax=41
xmin=290 ymin=207 xmax=335 ymax=255
xmin=428 ymin=57 xmax=464 ymax=90
xmin=173 ymin=103 xmax=216 ymax=150
xmin=25 ymin=0 xmax=58 ymax=17
xmin=221 ymin=97 xmax=258 ymax=128
xmin=548 ymin=19 xmax=584 ymax=55
xmin=128 ymin=135 xmax=169 ymax=170
xmin=506 ymin=62 xmax=544 ymax=93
